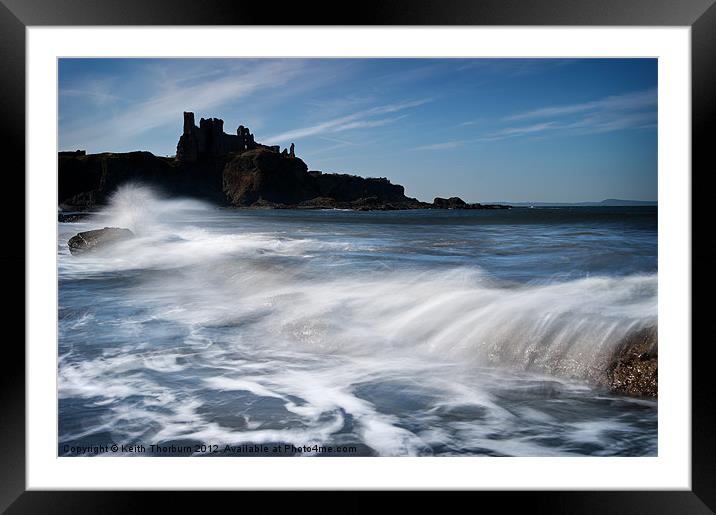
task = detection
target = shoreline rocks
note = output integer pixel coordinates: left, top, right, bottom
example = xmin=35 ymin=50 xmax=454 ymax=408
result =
xmin=553 ymin=326 xmax=658 ymax=398
xmin=599 ymin=326 xmax=657 ymax=398
xmin=481 ymin=325 xmax=658 ymax=399
xmin=68 ymin=227 xmax=134 ymax=255
xmin=433 ymin=196 xmax=510 ymax=210
xmin=58 ymin=211 xmax=92 ymax=223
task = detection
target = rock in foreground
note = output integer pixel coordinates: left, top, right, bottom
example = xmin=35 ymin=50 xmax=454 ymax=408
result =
xmin=600 ymin=327 xmax=657 ymax=397
xmin=555 ymin=326 xmax=657 ymax=398
xmin=482 ymin=324 xmax=658 ymax=398
xmin=68 ymin=227 xmax=134 ymax=255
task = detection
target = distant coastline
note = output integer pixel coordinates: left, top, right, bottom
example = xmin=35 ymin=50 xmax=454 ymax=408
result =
xmin=489 ymin=199 xmax=657 ymax=207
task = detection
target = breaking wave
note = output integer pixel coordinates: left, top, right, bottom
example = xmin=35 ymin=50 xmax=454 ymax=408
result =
xmin=58 ymin=185 xmax=658 ymax=456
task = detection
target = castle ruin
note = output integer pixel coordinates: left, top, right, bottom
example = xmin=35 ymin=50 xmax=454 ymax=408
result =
xmin=176 ymin=112 xmax=291 ymax=163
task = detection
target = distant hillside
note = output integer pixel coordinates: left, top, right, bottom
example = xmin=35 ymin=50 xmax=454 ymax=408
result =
xmin=490 ymin=199 xmax=657 ymax=207
xmin=598 ymin=199 xmax=657 ymax=206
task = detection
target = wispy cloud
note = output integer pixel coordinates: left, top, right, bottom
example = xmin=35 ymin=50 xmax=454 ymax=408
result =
xmin=504 ymin=88 xmax=657 ymax=122
xmin=414 ymin=123 xmax=558 ymax=150
xmin=305 ymin=94 xmax=375 ymax=112
xmin=456 ymin=59 xmax=576 ymax=76
xmin=317 ymin=135 xmax=359 ymax=145
xmin=484 ymin=87 xmax=658 ymax=141
xmin=333 ymin=115 xmax=408 ymax=132
xmin=414 ymin=88 xmax=657 ymax=150
xmin=264 ymin=99 xmax=431 ymax=144
xmin=61 ymin=60 xmax=306 ymax=151
xmin=413 ymin=140 xmax=469 ymax=151
xmin=373 ymin=63 xmax=448 ymax=87
xmin=489 ymin=122 xmax=558 ymax=138
xmin=60 ymin=79 xmax=124 ymax=108
xmin=301 ymin=137 xmax=359 ymax=158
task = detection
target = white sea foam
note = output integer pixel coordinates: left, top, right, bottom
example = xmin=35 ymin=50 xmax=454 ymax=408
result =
xmin=58 ymin=186 xmax=658 ymax=456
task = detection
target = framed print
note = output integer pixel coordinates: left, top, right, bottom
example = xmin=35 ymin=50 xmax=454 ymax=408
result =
xmin=4 ymin=0 xmax=714 ymax=511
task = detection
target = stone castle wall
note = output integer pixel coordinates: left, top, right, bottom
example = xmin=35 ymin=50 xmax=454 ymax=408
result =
xmin=176 ymin=111 xmax=289 ymax=163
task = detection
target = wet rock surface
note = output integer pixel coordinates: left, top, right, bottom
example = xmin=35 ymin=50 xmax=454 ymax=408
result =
xmin=58 ymin=212 xmax=91 ymax=223
xmin=68 ymin=227 xmax=134 ymax=255
xmin=481 ymin=324 xmax=658 ymax=398
xmin=553 ymin=327 xmax=657 ymax=398
xmin=601 ymin=327 xmax=658 ymax=397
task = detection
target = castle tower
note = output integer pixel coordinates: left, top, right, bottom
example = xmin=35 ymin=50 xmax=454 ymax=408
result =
xmin=237 ymin=125 xmax=247 ymax=150
xmin=177 ymin=112 xmax=199 ymax=162
xmin=177 ymin=111 xmax=266 ymax=162
xmin=183 ymin=112 xmax=195 ymax=135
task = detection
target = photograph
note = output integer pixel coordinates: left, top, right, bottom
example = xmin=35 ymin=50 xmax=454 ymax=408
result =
xmin=57 ymin=57 xmax=658 ymax=458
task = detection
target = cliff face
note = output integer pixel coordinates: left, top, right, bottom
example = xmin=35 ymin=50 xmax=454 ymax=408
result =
xmin=58 ymin=151 xmax=226 ymax=209
xmin=59 ymin=148 xmax=419 ymax=211
xmin=58 ymin=112 xmax=508 ymax=211
xmin=221 ymin=149 xmax=420 ymax=209
xmin=222 ymin=149 xmax=314 ymax=206
xmin=314 ymin=172 xmax=406 ymax=202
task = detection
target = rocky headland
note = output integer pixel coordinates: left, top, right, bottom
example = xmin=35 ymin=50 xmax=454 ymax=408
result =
xmin=58 ymin=112 xmax=510 ymax=212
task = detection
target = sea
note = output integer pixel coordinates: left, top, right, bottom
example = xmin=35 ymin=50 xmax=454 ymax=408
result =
xmin=58 ymin=185 xmax=658 ymax=457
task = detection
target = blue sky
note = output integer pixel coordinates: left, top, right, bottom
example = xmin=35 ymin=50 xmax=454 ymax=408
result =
xmin=59 ymin=58 xmax=657 ymax=203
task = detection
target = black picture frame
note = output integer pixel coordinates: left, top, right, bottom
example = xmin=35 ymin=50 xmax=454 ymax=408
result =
xmin=2 ymin=0 xmax=713 ymax=511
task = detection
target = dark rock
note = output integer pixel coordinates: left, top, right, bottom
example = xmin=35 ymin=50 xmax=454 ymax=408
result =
xmin=481 ymin=321 xmax=657 ymax=398
xmin=432 ymin=196 xmax=511 ymax=210
xmin=61 ymin=190 xmax=102 ymax=211
xmin=58 ymin=211 xmax=91 ymax=223
xmin=247 ymin=198 xmax=291 ymax=209
xmin=289 ymin=143 xmax=295 ymax=158
xmin=222 ymin=148 xmax=315 ymax=206
xmin=315 ymin=174 xmax=407 ymax=203
xmin=433 ymin=196 xmax=467 ymax=209
xmin=545 ymin=326 xmax=657 ymax=398
xmin=68 ymin=227 xmax=134 ymax=255
xmin=221 ymin=147 xmax=429 ymax=209
xmin=351 ymin=197 xmax=382 ymax=211
xmin=58 ymin=151 xmax=225 ymax=209
xmin=601 ymin=327 xmax=658 ymax=397
xmin=298 ymin=197 xmax=338 ymax=209
xmin=479 ymin=204 xmax=511 ymax=210
xmin=346 ymin=197 xmax=430 ymax=210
